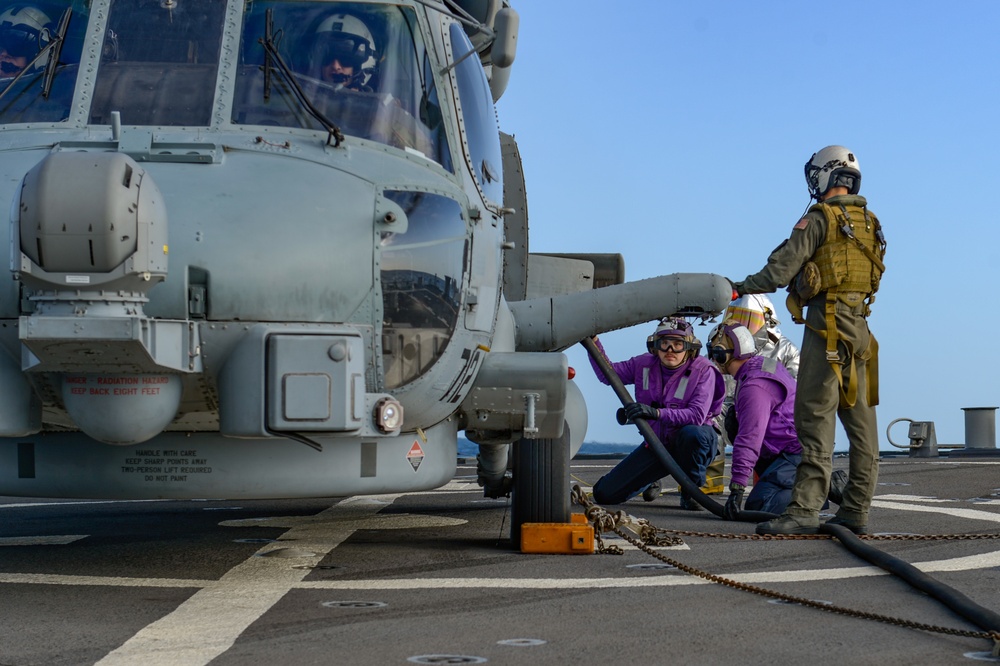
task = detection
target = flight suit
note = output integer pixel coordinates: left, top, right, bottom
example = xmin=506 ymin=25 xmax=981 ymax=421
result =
xmin=735 ymin=194 xmax=882 ymax=526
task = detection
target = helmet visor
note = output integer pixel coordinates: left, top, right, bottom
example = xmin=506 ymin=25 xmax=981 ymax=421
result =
xmin=0 ymin=26 xmax=41 ymax=58
xmin=319 ymin=34 xmax=370 ymax=69
xmin=723 ymin=305 xmax=766 ymax=334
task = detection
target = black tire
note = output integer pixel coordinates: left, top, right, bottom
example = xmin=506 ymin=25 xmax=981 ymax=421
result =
xmin=510 ymin=422 xmax=571 ymax=546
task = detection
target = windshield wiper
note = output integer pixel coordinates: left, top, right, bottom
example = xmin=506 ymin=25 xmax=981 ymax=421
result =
xmin=42 ymin=8 xmax=72 ymax=99
xmin=258 ymin=8 xmax=345 ymax=147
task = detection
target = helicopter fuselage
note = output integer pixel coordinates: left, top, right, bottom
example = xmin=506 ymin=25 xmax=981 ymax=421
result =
xmin=0 ymin=0 xmax=731 ymax=535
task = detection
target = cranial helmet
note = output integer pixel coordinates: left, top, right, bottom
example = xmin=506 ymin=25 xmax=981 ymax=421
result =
xmin=0 ymin=5 xmax=52 ymax=67
xmin=311 ymin=12 xmax=377 ymax=88
xmin=707 ymin=321 xmax=757 ymax=365
xmin=646 ymin=316 xmax=702 ymax=356
xmin=804 ymin=145 xmax=861 ymax=199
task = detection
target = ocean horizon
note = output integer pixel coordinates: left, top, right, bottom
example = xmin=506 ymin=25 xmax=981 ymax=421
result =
xmin=458 ymin=438 xmax=633 ymax=458
xmin=457 ymin=438 xmax=855 ymax=457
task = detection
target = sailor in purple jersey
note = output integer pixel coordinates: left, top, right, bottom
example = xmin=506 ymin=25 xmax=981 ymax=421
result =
xmin=589 ymin=317 xmax=725 ymax=510
xmin=706 ymin=322 xmax=801 ymax=518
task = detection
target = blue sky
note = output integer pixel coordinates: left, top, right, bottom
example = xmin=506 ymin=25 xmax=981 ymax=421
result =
xmin=495 ymin=2 xmax=1000 ymax=451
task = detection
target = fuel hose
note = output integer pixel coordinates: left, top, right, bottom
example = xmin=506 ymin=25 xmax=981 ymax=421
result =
xmin=582 ymin=336 xmax=1000 ymax=635
xmin=822 ymin=523 xmax=1000 ymax=634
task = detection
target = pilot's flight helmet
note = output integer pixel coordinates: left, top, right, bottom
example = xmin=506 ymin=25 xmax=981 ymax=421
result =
xmin=646 ymin=316 xmax=701 ymax=356
xmin=804 ymin=145 xmax=861 ymax=200
xmin=311 ymin=12 xmax=377 ymax=88
xmin=706 ymin=321 xmax=756 ymax=366
xmin=0 ymin=5 xmax=52 ymax=64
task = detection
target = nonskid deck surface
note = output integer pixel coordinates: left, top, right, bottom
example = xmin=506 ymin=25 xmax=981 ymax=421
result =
xmin=1 ymin=455 xmax=998 ymax=665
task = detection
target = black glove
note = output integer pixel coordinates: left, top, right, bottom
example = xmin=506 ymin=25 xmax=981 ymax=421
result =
xmin=623 ymin=402 xmax=659 ymax=423
xmin=723 ymin=483 xmax=745 ymax=520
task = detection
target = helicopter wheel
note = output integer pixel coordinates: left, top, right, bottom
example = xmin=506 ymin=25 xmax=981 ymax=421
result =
xmin=510 ymin=422 xmax=571 ymax=546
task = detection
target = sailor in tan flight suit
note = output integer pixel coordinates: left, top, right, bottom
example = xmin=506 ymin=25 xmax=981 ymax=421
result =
xmin=732 ymin=145 xmax=886 ymax=536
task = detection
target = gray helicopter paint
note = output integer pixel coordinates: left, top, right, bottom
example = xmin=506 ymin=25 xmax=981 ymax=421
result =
xmin=0 ymin=0 xmax=731 ymax=502
xmin=2 ymin=419 xmax=458 ymax=499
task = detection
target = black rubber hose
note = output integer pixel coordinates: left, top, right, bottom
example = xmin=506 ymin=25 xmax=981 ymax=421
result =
xmin=822 ymin=523 xmax=1000 ymax=633
xmin=581 ymin=337 xmax=777 ymax=523
xmin=584 ymin=336 xmax=1000 ymax=635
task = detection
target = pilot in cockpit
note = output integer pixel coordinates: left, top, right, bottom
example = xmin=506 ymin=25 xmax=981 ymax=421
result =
xmin=306 ymin=12 xmax=377 ymax=92
xmin=0 ymin=4 xmax=51 ymax=77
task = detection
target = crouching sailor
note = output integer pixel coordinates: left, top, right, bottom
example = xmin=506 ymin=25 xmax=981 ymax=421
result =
xmin=707 ymin=322 xmax=801 ymax=518
xmin=589 ymin=317 xmax=725 ymax=510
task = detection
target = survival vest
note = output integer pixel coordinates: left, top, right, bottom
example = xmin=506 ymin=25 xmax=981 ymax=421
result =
xmin=811 ymin=202 xmax=886 ymax=311
xmin=787 ymin=202 xmax=887 ymax=409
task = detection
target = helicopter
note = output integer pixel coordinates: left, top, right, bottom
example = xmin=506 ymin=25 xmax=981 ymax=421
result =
xmin=0 ymin=0 xmax=732 ymax=542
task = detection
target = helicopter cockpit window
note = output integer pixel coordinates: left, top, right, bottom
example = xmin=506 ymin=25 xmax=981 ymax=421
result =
xmin=0 ymin=0 xmax=87 ymax=124
xmin=232 ymin=2 xmax=452 ymax=171
xmin=89 ymin=0 xmax=226 ymax=126
xmin=448 ymin=23 xmax=502 ymax=204
xmin=380 ymin=190 xmax=466 ymax=389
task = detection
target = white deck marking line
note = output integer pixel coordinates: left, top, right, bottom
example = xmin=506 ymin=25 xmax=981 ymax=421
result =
xmin=295 ymin=549 xmax=1000 ymax=589
xmin=876 ymin=494 xmax=1000 ymax=506
xmin=871 ymin=499 xmax=1000 ymax=524
xmin=5 ymin=549 xmax=999 ymax=592
xmin=0 ymin=535 xmax=88 ymax=546
xmin=608 ymin=542 xmax=690 ymax=551
xmin=875 ymin=494 xmax=965 ymax=503
xmin=0 ymin=573 xmax=207 ymax=587
xmin=94 ymin=495 xmax=404 ymax=666
xmin=0 ymin=500 xmax=169 ymax=509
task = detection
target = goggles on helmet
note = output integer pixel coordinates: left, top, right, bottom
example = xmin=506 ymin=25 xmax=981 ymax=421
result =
xmin=707 ymin=346 xmax=733 ymax=365
xmin=651 ymin=337 xmax=690 ymax=354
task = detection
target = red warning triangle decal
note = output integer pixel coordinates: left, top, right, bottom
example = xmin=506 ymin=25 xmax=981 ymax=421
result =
xmin=406 ymin=440 xmax=424 ymax=472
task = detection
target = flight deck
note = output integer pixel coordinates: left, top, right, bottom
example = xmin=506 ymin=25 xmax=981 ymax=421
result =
xmin=1 ymin=453 xmax=998 ymax=665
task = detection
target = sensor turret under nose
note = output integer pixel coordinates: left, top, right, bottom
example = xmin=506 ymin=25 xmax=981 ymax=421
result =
xmin=10 ymin=152 xmax=192 ymax=446
xmin=14 ymin=151 xmax=168 ymax=293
